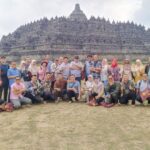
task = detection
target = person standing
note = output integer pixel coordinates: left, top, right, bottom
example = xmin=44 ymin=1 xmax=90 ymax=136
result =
xmin=7 ymin=61 xmax=21 ymax=87
xmin=59 ymin=57 xmax=70 ymax=80
xmin=108 ymin=58 xmax=121 ymax=82
xmin=38 ymin=62 xmax=48 ymax=82
xmin=0 ymin=56 xmax=9 ymax=101
xmin=28 ymin=60 xmax=39 ymax=76
xmin=90 ymin=55 xmax=101 ymax=79
xmin=132 ymin=59 xmax=144 ymax=84
xmin=85 ymin=55 xmax=93 ymax=81
xmin=101 ymin=58 xmax=109 ymax=86
xmin=145 ymin=57 xmax=150 ymax=81
xmin=122 ymin=58 xmax=132 ymax=81
xmin=70 ymin=56 xmax=83 ymax=83
xmin=46 ymin=55 xmax=53 ymax=73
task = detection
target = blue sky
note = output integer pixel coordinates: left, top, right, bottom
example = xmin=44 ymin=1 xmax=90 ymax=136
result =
xmin=0 ymin=0 xmax=149 ymax=38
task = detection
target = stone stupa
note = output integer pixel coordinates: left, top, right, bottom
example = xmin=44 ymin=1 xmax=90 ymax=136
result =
xmin=69 ymin=4 xmax=87 ymax=21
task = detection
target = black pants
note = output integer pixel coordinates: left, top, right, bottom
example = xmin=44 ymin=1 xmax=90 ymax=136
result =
xmin=67 ymin=90 xmax=78 ymax=101
xmin=120 ymin=91 xmax=136 ymax=104
xmin=54 ymin=89 xmax=66 ymax=100
xmin=136 ymin=95 xmax=150 ymax=104
xmin=42 ymin=92 xmax=54 ymax=102
xmin=91 ymin=92 xmax=104 ymax=104
xmin=110 ymin=93 xmax=120 ymax=104
xmin=0 ymin=84 xmax=9 ymax=101
xmin=24 ymin=92 xmax=43 ymax=104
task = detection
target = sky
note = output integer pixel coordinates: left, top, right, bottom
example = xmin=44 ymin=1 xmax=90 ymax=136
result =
xmin=0 ymin=0 xmax=149 ymax=39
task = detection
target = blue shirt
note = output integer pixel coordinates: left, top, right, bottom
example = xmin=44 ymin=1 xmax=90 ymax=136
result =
xmin=47 ymin=61 xmax=53 ymax=73
xmin=0 ymin=64 xmax=9 ymax=85
xmin=0 ymin=64 xmax=9 ymax=78
xmin=67 ymin=81 xmax=80 ymax=93
xmin=70 ymin=61 xmax=82 ymax=77
xmin=7 ymin=68 xmax=21 ymax=87
xmin=85 ymin=61 xmax=93 ymax=77
xmin=92 ymin=61 xmax=101 ymax=79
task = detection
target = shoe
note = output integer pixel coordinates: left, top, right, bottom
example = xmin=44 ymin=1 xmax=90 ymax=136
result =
xmin=68 ymin=101 xmax=73 ymax=103
xmin=55 ymin=97 xmax=60 ymax=103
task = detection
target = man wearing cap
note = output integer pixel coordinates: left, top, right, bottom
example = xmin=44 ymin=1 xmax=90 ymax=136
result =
xmin=0 ymin=56 xmax=9 ymax=101
xmin=10 ymin=77 xmax=32 ymax=109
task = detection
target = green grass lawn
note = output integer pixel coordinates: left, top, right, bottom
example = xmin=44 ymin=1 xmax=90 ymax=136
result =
xmin=0 ymin=103 xmax=150 ymax=150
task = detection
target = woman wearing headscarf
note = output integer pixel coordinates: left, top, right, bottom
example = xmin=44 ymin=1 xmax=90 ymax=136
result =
xmin=87 ymin=77 xmax=104 ymax=106
xmin=19 ymin=60 xmax=26 ymax=75
xmin=132 ymin=59 xmax=145 ymax=84
xmin=83 ymin=75 xmax=95 ymax=103
xmin=28 ymin=60 xmax=39 ymax=76
xmin=108 ymin=58 xmax=121 ymax=82
xmin=122 ymin=58 xmax=132 ymax=81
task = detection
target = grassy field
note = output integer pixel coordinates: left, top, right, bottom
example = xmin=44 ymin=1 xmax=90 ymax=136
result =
xmin=0 ymin=102 xmax=150 ymax=150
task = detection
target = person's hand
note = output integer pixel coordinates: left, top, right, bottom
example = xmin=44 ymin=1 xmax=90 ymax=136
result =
xmin=95 ymin=96 xmax=99 ymax=99
xmin=73 ymin=88 xmax=77 ymax=93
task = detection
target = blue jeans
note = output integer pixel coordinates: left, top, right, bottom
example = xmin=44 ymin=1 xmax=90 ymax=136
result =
xmin=11 ymin=96 xmax=32 ymax=109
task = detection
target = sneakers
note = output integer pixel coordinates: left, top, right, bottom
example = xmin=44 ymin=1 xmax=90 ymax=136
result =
xmin=55 ymin=97 xmax=61 ymax=103
xmin=68 ymin=101 xmax=73 ymax=104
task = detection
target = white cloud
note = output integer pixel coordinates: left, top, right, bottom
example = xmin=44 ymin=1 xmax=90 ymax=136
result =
xmin=0 ymin=0 xmax=147 ymax=39
xmin=134 ymin=0 xmax=150 ymax=28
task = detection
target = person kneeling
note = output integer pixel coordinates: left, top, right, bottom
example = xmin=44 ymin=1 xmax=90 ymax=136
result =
xmin=136 ymin=74 xmax=150 ymax=105
xmin=25 ymin=75 xmax=44 ymax=104
xmin=105 ymin=75 xmax=121 ymax=104
xmin=88 ymin=77 xmax=104 ymax=106
xmin=53 ymin=73 xmax=67 ymax=102
xmin=41 ymin=72 xmax=54 ymax=102
xmin=67 ymin=75 xmax=81 ymax=103
xmin=120 ymin=74 xmax=136 ymax=105
xmin=10 ymin=76 xmax=32 ymax=109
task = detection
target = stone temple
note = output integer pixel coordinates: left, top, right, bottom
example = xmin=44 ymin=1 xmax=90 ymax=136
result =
xmin=0 ymin=4 xmax=150 ymax=60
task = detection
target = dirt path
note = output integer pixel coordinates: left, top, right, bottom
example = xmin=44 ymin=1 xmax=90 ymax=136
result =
xmin=0 ymin=103 xmax=150 ymax=150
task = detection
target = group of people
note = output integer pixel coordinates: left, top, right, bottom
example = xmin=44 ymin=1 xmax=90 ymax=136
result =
xmin=0 ymin=54 xmax=150 ymax=111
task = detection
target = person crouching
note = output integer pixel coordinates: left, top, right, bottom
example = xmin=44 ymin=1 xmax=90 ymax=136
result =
xmin=10 ymin=76 xmax=32 ymax=109
xmin=67 ymin=74 xmax=81 ymax=103
xmin=25 ymin=75 xmax=44 ymax=104
xmin=53 ymin=73 xmax=67 ymax=102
